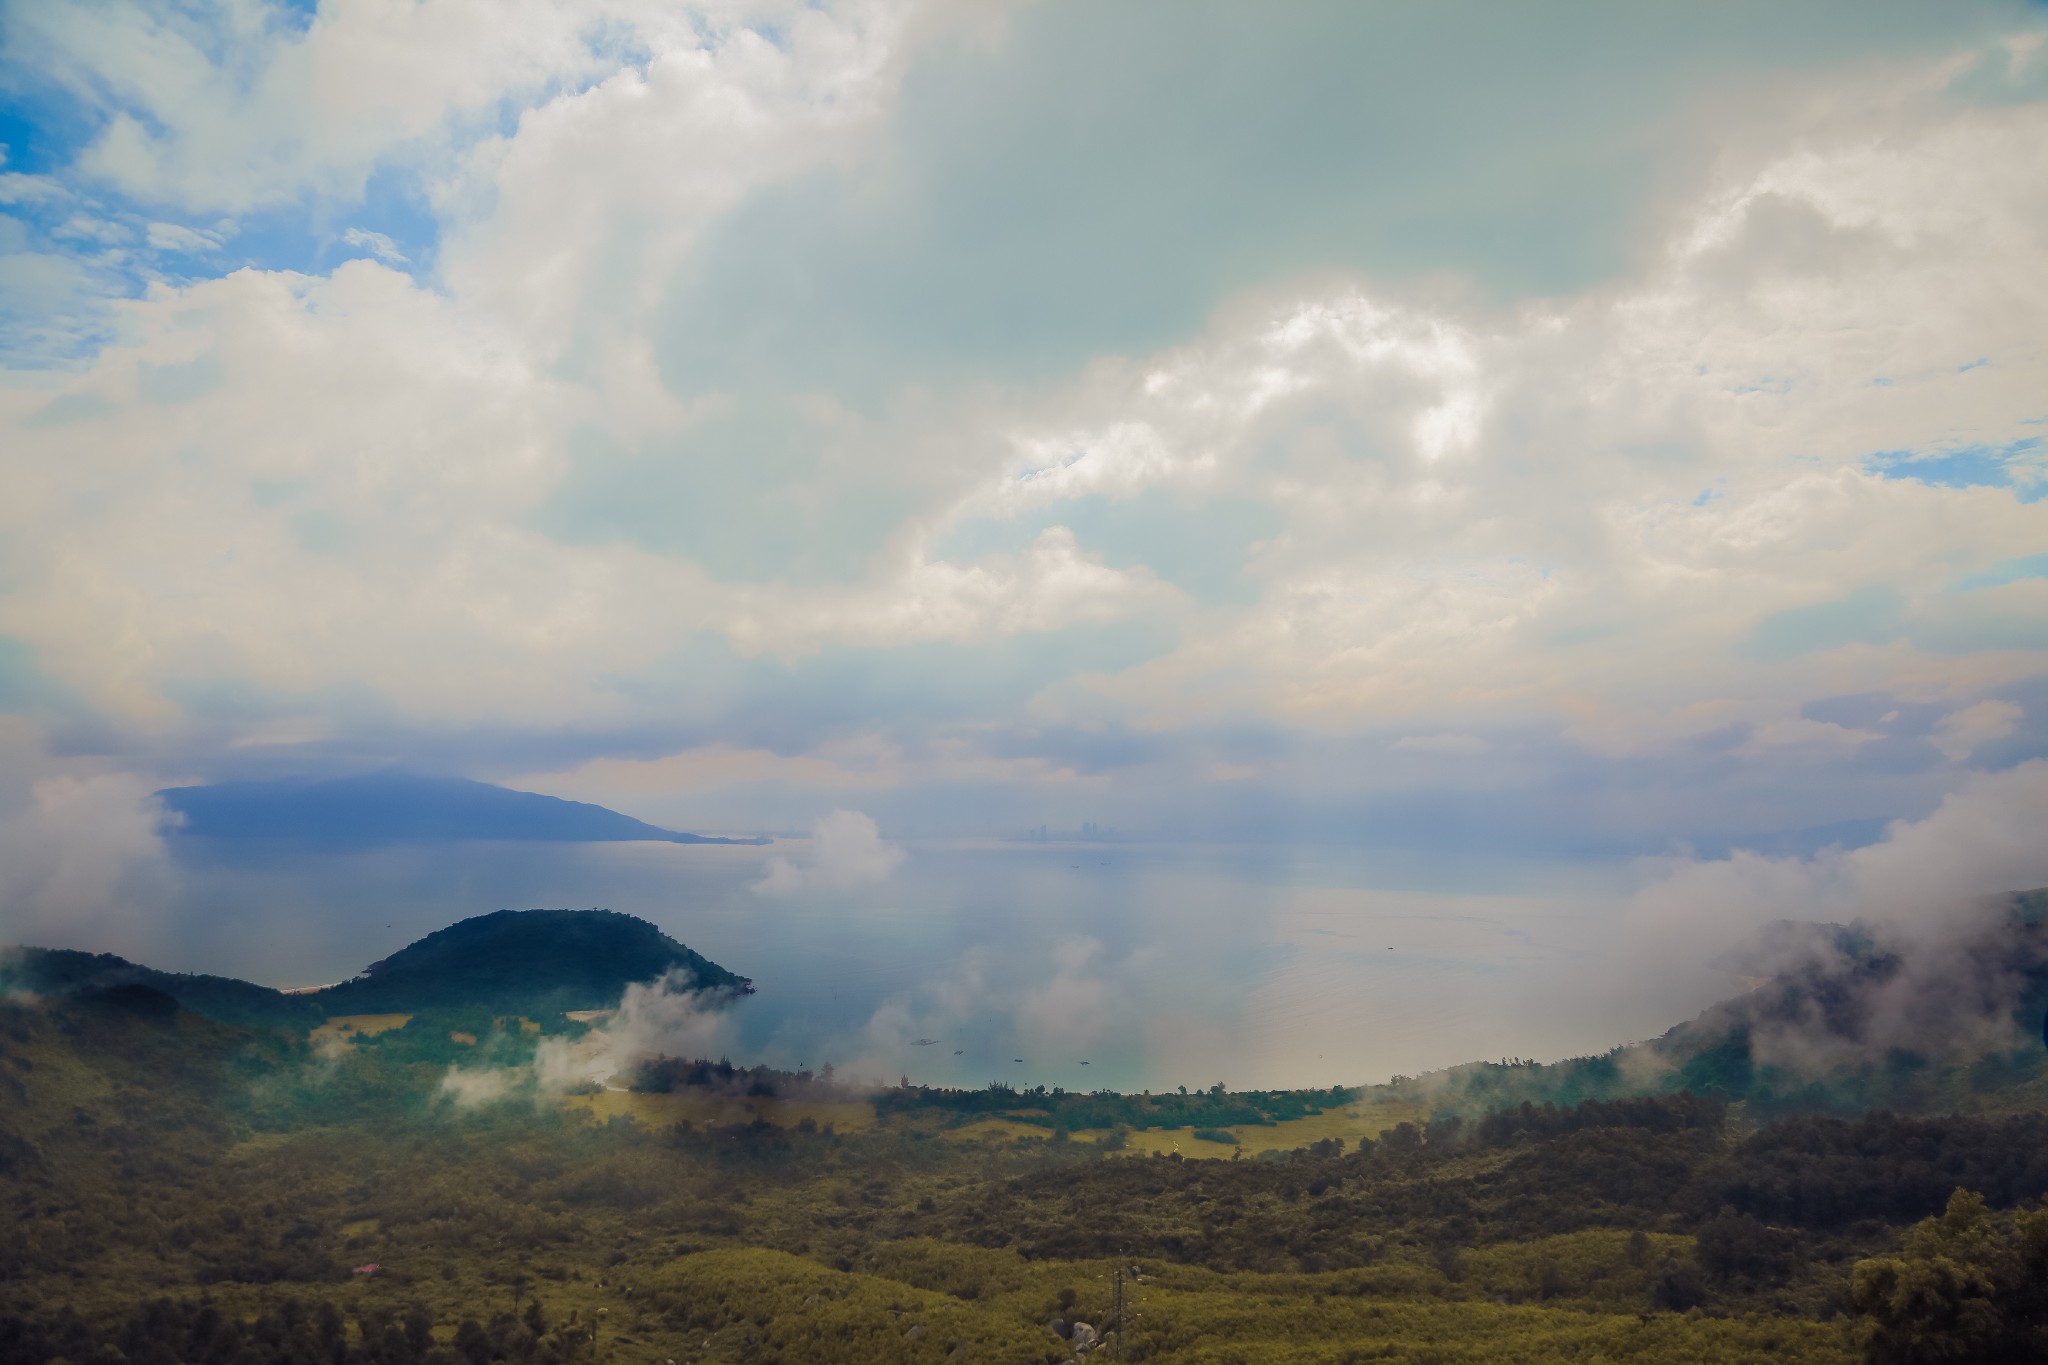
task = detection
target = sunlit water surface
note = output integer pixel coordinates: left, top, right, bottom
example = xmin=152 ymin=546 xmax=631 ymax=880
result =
xmin=142 ymin=839 xmax=1699 ymax=1092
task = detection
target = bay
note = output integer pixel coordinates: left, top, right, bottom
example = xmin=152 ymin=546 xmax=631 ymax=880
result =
xmin=149 ymin=837 xmax=1694 ymax=1092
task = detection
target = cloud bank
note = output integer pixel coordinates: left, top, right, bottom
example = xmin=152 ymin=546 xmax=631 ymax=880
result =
xmin=0 ymin=2 xmax=2043 ymax=889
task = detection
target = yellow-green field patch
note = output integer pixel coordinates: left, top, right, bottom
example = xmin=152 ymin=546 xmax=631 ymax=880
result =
xmin=565 ymin=1088 xmax=878 ymax=1133
xmin=938 ymin=1117 xmax=1059 ymax=1143
xmin=1062 ymin=1095 xmax=1435 ymax=1157
xmin=309 ymin=1012 xmax=411 ymax=1045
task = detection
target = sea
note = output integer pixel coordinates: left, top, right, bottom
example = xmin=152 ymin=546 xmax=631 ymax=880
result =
xmin=140 ymin=837 xmax=1715 ymax=1093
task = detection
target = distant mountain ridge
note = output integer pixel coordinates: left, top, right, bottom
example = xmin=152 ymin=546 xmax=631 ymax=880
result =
xmin=157 ymin=772 xmax=768 ymax=847
xmin=0 ymin=908 xmax=750 ymax=1027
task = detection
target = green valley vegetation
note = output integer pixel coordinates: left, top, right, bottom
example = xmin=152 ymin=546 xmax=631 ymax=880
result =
xmin=313 ymin=909 xmax=752 ymax=1015
xmin=8 ymin=900 xmax=2048 ymax=1363
xmin=0 ymin=908 xmax=750 ymax=1030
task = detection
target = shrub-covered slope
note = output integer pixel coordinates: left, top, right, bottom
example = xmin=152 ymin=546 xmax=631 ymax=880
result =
xmin=0 ymin=947 xmax=325 ymax=1030
xmin=14 ymin=988 xmax=2048 ymax=1363
xmin=310 ymin=908 xmax=750 ymax=1014
xmin=2 ymin=908 xmax=750 ymax=1029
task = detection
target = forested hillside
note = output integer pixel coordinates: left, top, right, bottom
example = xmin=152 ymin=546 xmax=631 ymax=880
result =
xmin=0 ymin=909 xmax=749 ymax=1027
xmin=7 ymin=976 xmax=2048 ymax=1363
xmin=312 ymin=909 xmax=752 ymax=1014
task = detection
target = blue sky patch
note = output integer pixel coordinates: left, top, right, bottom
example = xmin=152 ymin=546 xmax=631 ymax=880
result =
xmin=1867 ymin=437 xmax=2046 ymax=501
xmin=143 ymin=160 xmax=445 ymax=285
xmin=0 ymin=73 xmax=100 ymax=178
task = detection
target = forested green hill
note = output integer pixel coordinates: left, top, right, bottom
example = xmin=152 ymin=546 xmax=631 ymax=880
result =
xmin=0 ymin=908 xmax=749 ymax=1030
xmin=311 ymin=908 xmax=751 ymax=1014
xmin=7 ymin=969 xmax=2048 ymax=1362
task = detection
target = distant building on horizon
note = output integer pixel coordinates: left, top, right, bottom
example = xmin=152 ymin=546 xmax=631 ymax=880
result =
xmin=1013 ymin=821 xmax=1122 ymax=843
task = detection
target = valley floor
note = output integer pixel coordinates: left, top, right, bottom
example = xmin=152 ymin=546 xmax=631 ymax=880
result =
xmin=8 ymin=996 xmax=2048 ymax=1363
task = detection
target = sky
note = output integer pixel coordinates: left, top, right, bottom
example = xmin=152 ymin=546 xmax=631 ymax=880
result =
xmin=3 ymin=0 xmax=2048 ymax=960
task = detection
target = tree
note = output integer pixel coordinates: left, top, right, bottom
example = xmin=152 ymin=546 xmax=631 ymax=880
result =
xmin=1850 ymin=1188 xmax=2048 ymax=1363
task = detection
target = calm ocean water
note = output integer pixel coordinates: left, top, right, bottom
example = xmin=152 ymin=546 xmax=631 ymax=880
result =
xmin=148 ymin=838 xmax=1693 ymax=1091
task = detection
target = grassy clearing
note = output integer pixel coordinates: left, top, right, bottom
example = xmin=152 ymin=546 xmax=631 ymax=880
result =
xmin=310 ymin=1013 xmax=412 ymax=1046
xmin=1080 ymin=1095 xmax=1436 ymax=1157
xmin=560 ymin=1089 xmax=1434 ymax=1159
xmin=563 ymin=1088 xmax=879 ymax=1133
xmin=624 ymin=1245 xmax=1859 ymax=1365
xmin=937 ymin=1117 xmax=1057 ymax=1144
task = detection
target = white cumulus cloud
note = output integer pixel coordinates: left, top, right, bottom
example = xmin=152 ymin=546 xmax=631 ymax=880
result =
xmin=753 ymin=810 xmax=905 ymax=895
xmin=340 ymin=227 xmax=407 ymax=265
xmin=144 ymin=221 xmax=226 ymax=253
